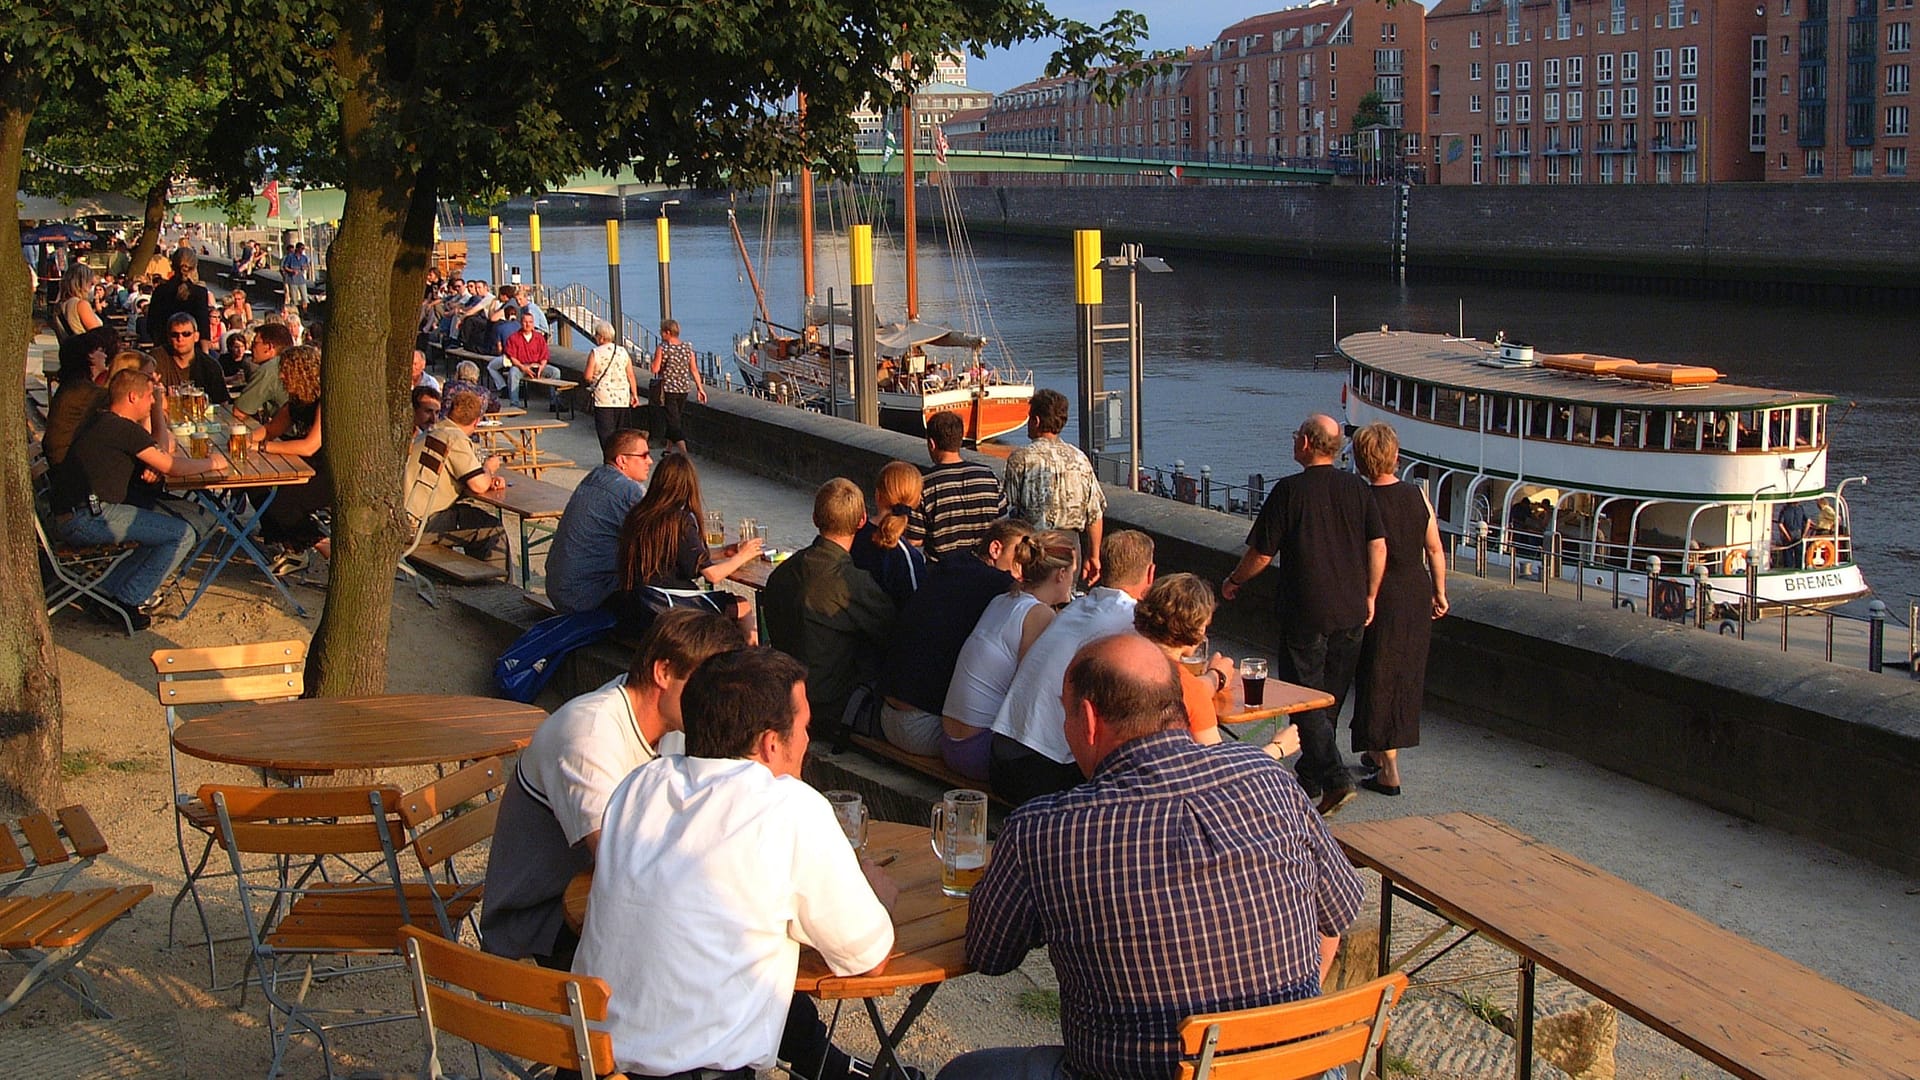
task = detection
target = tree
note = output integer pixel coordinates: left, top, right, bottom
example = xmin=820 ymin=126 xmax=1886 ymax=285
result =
xmin=0 ymin=7 xmax=165 ymax=812
xmin=230 ymin=0 xmax=1156 ymax=699
xmin=1353 ymin=91 xmax=1390 ymax=132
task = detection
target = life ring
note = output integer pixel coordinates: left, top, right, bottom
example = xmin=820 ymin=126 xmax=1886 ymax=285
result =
xmin=1806 ymin=539 xmax=1838 ymax=569
xmin=1722 ymin=550 xmax=1748 ymax=575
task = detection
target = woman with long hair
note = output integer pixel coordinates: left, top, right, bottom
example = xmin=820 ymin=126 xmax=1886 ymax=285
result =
xmin=145 ymin=247 xmax=212 ymax=342
xmin=42 ymin=328 xmax=119 ymax=465
xmin=56 ymin=263 xmax=103 ymax=337
xmin=1350 ymin=422 xmax=1448 ymax=797
xmin=612 ymin=454 xmax=762 ymax=642
xmin=850 ymin=460 xmax=927 ymax=607
xmin=939 ymin=530 xmax=1079 ymax=778
xmin=250 ymin=345 xmax=332 ymax=560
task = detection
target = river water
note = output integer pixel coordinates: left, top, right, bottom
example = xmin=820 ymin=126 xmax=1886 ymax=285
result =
xmin=460 ymin=218 xmax=1919 ymax=608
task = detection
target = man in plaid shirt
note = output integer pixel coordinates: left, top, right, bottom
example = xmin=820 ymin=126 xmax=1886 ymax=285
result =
xmin=938 ymin=632 xmax=1364 ymax=1080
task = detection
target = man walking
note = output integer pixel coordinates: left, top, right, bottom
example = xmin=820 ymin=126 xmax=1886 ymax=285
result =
xmin=940 ymin=632 xmax=1363 ymax=1080
xmin=1223 ymin=413 xmax=1385 ymax=815
xmin=1003 ymin=389 xmax=1105 ymax=582
xmin=279 ymin=242 xmax=313 ymax=310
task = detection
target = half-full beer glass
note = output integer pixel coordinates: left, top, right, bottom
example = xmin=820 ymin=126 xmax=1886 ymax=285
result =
xmin=930 ymin=788 xmax=989 ymax=897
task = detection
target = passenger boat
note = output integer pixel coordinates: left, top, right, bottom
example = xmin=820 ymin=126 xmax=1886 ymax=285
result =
xmin=729 ymin=96 xmax=1033 ymax=443
xmin=1339 ymin=330 xmax=1869 ymax=609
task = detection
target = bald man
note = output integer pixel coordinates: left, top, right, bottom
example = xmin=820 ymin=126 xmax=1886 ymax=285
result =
xmin=1222 ymin=414 xmax=1386 ymax=816
xmin=945 ymin=631 xmax=1361 ymax=1080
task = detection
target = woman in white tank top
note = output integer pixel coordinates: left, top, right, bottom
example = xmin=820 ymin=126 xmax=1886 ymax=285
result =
xmin=939 ymin=531 xmax=1080 ymax=780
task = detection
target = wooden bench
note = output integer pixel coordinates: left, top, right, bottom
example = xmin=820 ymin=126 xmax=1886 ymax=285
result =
xmin=848 ymin=733 xmax=1010 ymax=808
xmin=442 ymin=345 xmax=493 ymax=377
xmin=526 ymin=375 xmax=580 ymax=420
xmin=407 ymin=543 xmax=508 ymax=585
xmin=502 ymin=456 xmax=575 ymax=479
xmin=0 ymin=806 xmax=109 ymax=896
xmin=1334 ymin=812 xmax=1920 ymax=1080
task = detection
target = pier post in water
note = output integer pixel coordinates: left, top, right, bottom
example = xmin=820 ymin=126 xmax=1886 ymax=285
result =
xmin=850 ymin=225 xmax=878 ymax=427
xmin=605 ymin=220 xmax=623 ymax=343
xmin=657 ymin=215 xmax=673 ymax=323
xmin=489 ymin=215 xmax=504 ymax=286
xmin=1073 ymin=229 xmax=1103 ymax=456
xmin=529 ymin=213 xmax=542 ymax=288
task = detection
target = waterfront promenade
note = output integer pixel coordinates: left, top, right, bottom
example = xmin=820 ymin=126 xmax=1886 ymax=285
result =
xmin=12 ymin=357 xmax=1917 ymax=1077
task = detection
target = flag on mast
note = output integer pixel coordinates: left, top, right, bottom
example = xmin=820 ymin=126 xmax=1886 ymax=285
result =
xmin=881 ymin=126 xmax=898 ymax=170
xmin=264 ymin=180 xmax=280 ymax=219
xmin=933 ymin=126 xmax=950 ymax=165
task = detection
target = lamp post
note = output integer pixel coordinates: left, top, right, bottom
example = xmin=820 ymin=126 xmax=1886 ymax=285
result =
xmin=1100 ymin=243 xmax=1172 ymax=491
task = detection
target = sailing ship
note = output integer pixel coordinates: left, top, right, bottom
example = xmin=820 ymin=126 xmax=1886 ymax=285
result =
xmin=1340 ymin=330 xmax=1869 ymax=609
xmin=730 ymin=97 xmax=1034 ymax=443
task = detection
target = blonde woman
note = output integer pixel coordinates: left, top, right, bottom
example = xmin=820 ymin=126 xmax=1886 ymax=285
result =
xmin=851 ymin=460 xmax=927 ymax=607
xmin=939 ymin=531 xmax=1079 ymax=778
xmin=56 ymin=263 xmax=104 ymax=337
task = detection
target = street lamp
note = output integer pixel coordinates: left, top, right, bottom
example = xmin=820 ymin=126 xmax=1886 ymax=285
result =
xmin=1100 ymin=244 xmax=1172 ymax=491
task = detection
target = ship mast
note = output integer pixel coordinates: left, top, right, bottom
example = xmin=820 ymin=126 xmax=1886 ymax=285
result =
xmin=901 ymin=57 xmax=918 ymax=322
xmin=798 ymin=93 xmax=816 ymax=315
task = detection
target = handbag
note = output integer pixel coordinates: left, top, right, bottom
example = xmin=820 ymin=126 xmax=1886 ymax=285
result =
xmin=494 ymin=608 xmax=620 ymax=703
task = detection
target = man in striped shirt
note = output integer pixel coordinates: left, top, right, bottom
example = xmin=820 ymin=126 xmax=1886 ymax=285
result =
xmin=914 ymin=411 xmax=1009 ymax=561
xmin=939 ymin=632 xmax=1363 ymax=1080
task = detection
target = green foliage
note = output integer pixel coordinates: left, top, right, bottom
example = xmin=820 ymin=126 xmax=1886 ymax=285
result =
xmin=24 ymin=43 xmax=233 ymax=202
xmin=1354 ymin=91 xmax=1390 ymax=130
xmin=1015 ymin=989 xmax=1062 ymax=1020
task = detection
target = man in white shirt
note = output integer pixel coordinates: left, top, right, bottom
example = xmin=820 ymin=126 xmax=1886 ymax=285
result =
xmin=481 ymin=609 xmax=745 ymax=968
xmin=575 ymin=648 xmax=902 ymax=1080
xmin=988 ymin=530 xmax=1157 ymax=806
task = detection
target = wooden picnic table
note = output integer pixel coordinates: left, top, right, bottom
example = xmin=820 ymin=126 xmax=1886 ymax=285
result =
xmin=1215 ymin=674 xmax=1334 ymax=727
xmin=710 ymin=547 xmax=777 ymax=591
xmin=165 ymin=414 xmax=318 ymax=617
xmin=467 ymin=474 xmax=572 ymax=588
xmin=564 ymin=819 xmax=972 ymax=1077
xmin=474 ymin=416 xmax=571 ymax=478
xmin=170 ymin=693 xmax=544 ymax=773
xmin=1333 ymin=812 xmax=1920 ymax=1080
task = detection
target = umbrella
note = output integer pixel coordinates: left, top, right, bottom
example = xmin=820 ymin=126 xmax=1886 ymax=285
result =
xmin=21 ymin=222 xmax=96 ymax=245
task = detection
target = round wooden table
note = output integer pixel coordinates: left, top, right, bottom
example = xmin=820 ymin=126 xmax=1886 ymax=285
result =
xmin=170 ymin=694 xmax=546 ymax=772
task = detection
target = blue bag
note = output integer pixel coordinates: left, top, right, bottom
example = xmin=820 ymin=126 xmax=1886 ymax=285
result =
xmin=494 ymin=608 xmax=619 ymax=703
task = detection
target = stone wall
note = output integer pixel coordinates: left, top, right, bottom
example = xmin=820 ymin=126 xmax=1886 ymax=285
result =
xmin=927 ymin=183 xmax=1920 ymax=291
xmin=683 ymin=390 xmax=1920 ymax=874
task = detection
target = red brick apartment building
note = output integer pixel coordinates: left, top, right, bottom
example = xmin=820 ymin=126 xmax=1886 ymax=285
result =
xmin=1767 ymin=0 xmax=1919 ymax=177
xmin=979 ymin=0 xmax=1429 ymax=168
xmin=1427 ymin=0 xmax=1767 ymax=184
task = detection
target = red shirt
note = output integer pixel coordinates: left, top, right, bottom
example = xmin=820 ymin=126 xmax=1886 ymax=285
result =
xmin=503 ymin=330 xmax=549 ymax=371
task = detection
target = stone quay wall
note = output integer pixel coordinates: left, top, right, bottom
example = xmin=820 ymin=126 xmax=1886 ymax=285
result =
xmin=675 ymin=389 xmax=1920 ymax=874
xmin=921 ymin=183 xmax=1920 ymax=293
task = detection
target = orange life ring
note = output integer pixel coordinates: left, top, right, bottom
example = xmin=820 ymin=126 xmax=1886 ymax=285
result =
xmin=1722 ymin=550 xmax=1748 ymax=576
xmin=1806 ymin=539 xmax=1838 ymax=569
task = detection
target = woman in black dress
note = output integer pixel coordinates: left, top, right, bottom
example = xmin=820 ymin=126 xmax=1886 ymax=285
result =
xmin=611 ymin=454 xmax=763 ymax=642
xmin=1351 ymin=422 xmax=1449 ymax=797
xmin=250 ymin=345 xmax=331 ymax=562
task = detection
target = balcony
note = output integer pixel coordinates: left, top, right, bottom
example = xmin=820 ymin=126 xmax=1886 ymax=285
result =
xmin=1593 ymin=140 xmax=1640 ymax=153
xmin=1542 ymin=144 xmax=1582 ymax=156
xmin=1648 ymin=138 xmax=1699 ymax=152
xmin=1492 ymin=147 xmax=1532 ymax=158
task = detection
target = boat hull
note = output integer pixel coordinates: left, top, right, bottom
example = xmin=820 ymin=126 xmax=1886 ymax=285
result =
xmin=1460 ymin=541 xmax=1869 ymax=609
xmin=737 ymin=343 xmax=1032 ymax=443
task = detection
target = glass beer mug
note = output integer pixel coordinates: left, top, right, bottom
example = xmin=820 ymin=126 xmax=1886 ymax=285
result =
xmin=929 ymin=788 xmax=989 ymax=898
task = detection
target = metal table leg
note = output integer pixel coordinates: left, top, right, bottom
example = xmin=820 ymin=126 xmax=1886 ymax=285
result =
xmin=860 ymin=983 xmax=940 ymax=1080
xmin=180 ymin=489 xmax=308 ymax=618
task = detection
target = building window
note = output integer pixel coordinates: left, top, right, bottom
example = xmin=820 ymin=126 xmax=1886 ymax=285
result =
xmin=1890 ymin=103 xmax=1912 ymax=132
xmin=1471 ymin=93 xmax=1484 ymax=112
xmin=1622 ymin=52 xmax=1639 ymax=81
xmin=1805 ymin=148 xmax=1826 ymax=173
xmin=1496 ymin=62 xmax=1510 ymax=90
xmin=1471 ymin=30 xmax=1484 ymax=48
xmin=1472 ymin=134 xmax=1485 ymax=182
xmin=1496 ymin=95 xmax=1511 ymax=122
xmin=1854 ymin=147 xmax=1875 ymax=173
xmin=1622 ymin=86 xmax=1639 ymax=116
xmin=1517 ymin=61 xmax=1533 ymax=90
xmin=1671 ymin=0 xmax=1687 ymax=27
xmin=1599 ymin=53 xmax=1615 ymax=84
xmin=1655 ymin=84 xmax=1673 ymax=115
xmin=1569 ymin=56 xmax=1585 ymax=85
xmin=1598 ymin=87 xmax=1616 ymax=117
xmin=1892 ymin=23 xmax=1913 ymax=51
xmin=1568 ymin=89 xmax=1585 ymax=118
xmin=1472 ymin=62 xmax=1484 ymax=80
xmin=1891 ymin=145 xmax=1910 ymax=172
xmin=1517 ymin=93 xmax=1532 ymax=121
xmin=1890 ymin=63 xmax=1912 ymax=91
xmin=1546 ymin=91 xmax=1562 ymax=120
xmin=1382 ymin=22 xmax=1398 ymax=42
xmin=1613 ymin=0 xmax=1628 ymax=33
xmin=1546 ymin=59 xmax=1562 ymax=87
xmin=1680 ymin=46 xmax=1699 ymax=78
xmin=1782 ymin=112 xmax=1792 ymax=131
xmin=1679 ymin=82 xmax=1698 ymax=114
xmin=1655 ymin=48 xmax=1672 ymax=80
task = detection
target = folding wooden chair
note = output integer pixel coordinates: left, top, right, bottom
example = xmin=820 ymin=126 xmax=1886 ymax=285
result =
xmin=1176 ymin=972 xmax=1410 ymax=1080
xmin=203 ymin=783 xmax=434 ymax=1080
xmin=0 ymin=806 xmax=150 ymax=1020
xmin=32 ymin=456 xmax=138 ymax=634
xmin=397 ymin=757 xmax=507 ymax=941
xmin=0 ymin=805 xmax=109 ymax=897
xmin=400 ymin=926 xmax=618 ymax=1080
xmin=399 ymin=434 xmax=452 ymax=607
xmin=151 ymin=640 xmax=306 ymax=988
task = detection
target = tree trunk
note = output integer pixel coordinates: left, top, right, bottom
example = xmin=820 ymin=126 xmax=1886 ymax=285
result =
xmin=304 ymin=24 xmax=417 ymax=699
xmin=0 ymin=82 xmax=64 ymax=813
xmin=127 ymin=180 xmax=168 ymax=283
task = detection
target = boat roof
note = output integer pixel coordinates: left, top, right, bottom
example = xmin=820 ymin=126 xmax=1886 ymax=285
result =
xmin=1339 ymin=331 xmax=1838 ymax=409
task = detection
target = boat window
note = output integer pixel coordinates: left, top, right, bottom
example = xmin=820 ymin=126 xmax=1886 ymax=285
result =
xmin=1487 ymin=396 xmax=1511 ymax=434
xmin=1570 ymin=404 xmax=1596 ymax=443
xmin=1595 ymin=406 xmax=1619 ymax=445
xmin=1619 ymin=409 xmax=1643 ymax=448
xmin=1413 ymin=382 xmax=1435 ymax=418
xmin=1736 ymin=410 xmax=1764 ymax=451
xmin=1804 ymin=405 xmax=1823 ymax=448
xmin=1766 ymin=409 xmax=1789 ymax=451
xmin=1463 ymin=392 xmax=1483 ymax=429
xmin=1526 ymin=400 xmax=1550 ymax=438
xmin=1435 ymin=387 xmax=1463 ymax=425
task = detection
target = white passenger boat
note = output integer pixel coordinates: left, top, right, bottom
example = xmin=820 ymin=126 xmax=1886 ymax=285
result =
xmin=1339 ymin=330 xmax=1869 ymax=610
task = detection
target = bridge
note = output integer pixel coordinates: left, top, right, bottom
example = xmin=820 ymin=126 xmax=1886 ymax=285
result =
xmin=853 ymin=147 xmax=1336 ymax=184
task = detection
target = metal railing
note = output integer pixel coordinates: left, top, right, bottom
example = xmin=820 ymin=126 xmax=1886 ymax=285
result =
xmin=526 ymin=282 xmax=660 ymax=360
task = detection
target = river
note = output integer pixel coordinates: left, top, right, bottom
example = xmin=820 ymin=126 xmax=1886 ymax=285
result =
xmin=457 ymin=217 xmax=1919 ymax=610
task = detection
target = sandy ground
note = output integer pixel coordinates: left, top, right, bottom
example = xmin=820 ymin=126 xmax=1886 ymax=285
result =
xmin=10 ymin=377 xmax=1917 ymax=1079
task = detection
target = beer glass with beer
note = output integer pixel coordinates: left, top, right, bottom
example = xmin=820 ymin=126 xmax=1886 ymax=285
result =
xmin=930 ymin=788 xmax=988 ymax=897
xmin=704 ymin=510 xmax=725 ymax=548
xmin=228 ymin=422 xmax=250 ymax=464
xmin=1240 ymin=657 xmax=1269 ymax=707
xmin=188 ymin=425 xmax=212 ymax=460
xmin=1179 ymin=636 xmax=1209 ymax=678
xmin=824 ymin=791 xmax=868 ymax=857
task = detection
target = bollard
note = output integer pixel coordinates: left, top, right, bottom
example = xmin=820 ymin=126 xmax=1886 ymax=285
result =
xmin=1744 ymin=551 xmax=1760 ymax=622
xmin=1645 ymin=555 xmax=1662 ymax=619
xmin=1781 ymin=605 xmax=1791 ymax=652
xmin=1475 ymin=521 xmax=1489 ymax=577
xmin=1611 ymin=568 xmax=1622 ymax=610
xmin=1508 ymin=549 xmax=1518 ymax=587
xmin=1200 ymin=465 xmax=1213 ymax=510
xmin=1694 ymin=564 xmax=1711 ymax=629
xmin=1867 ymin=600 xmax=1887 ymax=673
xmin=1542 ymin=533 xmax=1558 ymax=594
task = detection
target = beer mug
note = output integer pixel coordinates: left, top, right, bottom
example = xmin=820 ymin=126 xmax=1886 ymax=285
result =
xmin=824 ymin=790 xmax=868 ymax=856
xmin=1179 ymin=636 xmax=1210 ymax=678
xmin=929 ymin=788 xmax=989 ymax=898
xmin=228 ymin=423 xmax=250 ymax=464
xmin=704 ymin=510 xmax=726 ymax=548
xmin=188 ymin=425 xmax=212 ymax=460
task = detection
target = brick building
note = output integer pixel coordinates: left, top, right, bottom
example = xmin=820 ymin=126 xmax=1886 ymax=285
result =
xmin=1427 ymin=0 xmax=1767 ymax=184
xmin=1768 ymin=0 xmax=1918 ymax=177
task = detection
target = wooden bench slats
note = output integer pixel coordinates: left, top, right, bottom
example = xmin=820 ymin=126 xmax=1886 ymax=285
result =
xmin=16 ymin=812 xmax=67 ymax=866
xmin=55 ymin=806 xmax=107 ymax=859
xmin=0 ymin=827 xmax=24 ymax=875
xmin=152 ymin=640 xmax=307 ymax=675
xmin=157 ymin=671 xmax=304 ymax=708
xmin=409 ymin=544 xmax=508 ymax=584
xmin=848 ymin=734 xmax=1009 ymax=807
xmin=37 ymin=885 xmax=151 ymax=949
xmin=423 ymin=981 xmax=616 ymax=1076
xmin=0 ymin=889 xmax=104 ymax=949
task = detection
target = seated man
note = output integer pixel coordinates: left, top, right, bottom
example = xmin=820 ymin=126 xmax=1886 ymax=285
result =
xmin=939 ymin=632 xmax=1364 ymax=1080
xmin=875 ymin=519 xmax=1031 ymax=756
xmin=403 ymin=388 xmax=505 ymax=558
xmin=232 ymin=321 xmax=296 ymax=423
xmin=575 ymin=648 xmax=902 ymax=1080
xmin=482 ymin=609 xmax=744 ymax=969
xmin=762 ymin=478 xmax=896 ymax=737
xmin=409 ymin=385 xmax=442 ymax=434
xmin=493 ymin=307 xmax=559 ymax=408
xmin=411 ymin=348 xmax=441 ymax=393
xmin=50 ymin=369 xmax=222 ymax=630
xmin=988 ymin=530 xmax=1156 ymax=806
xmin=545 ymin=429 xmax=652 ymax=614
